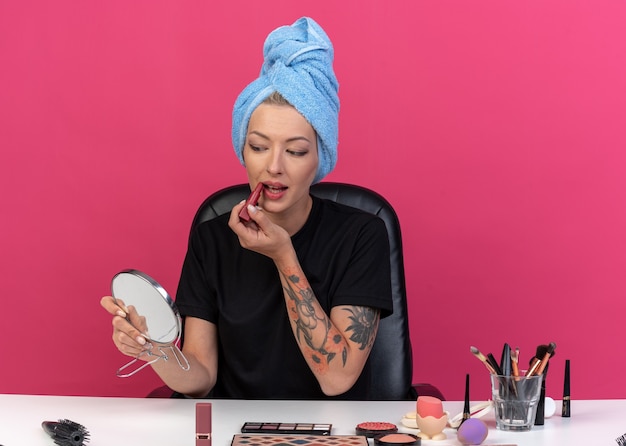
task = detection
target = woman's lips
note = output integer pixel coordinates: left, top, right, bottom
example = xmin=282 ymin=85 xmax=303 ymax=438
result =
xmin=263 ymin=183 xmax=287 ymax=199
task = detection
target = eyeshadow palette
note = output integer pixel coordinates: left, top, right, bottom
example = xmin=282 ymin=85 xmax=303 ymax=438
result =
xmin=231 ymin=434 xmax=367 ymax=446
xmin=241 ymin=422 xmax=332 ymax=436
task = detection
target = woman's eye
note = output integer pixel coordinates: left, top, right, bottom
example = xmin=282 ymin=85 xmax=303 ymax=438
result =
xmin=248 ymin=144 xmax=265 ymax=152
xmin=287 ymin=150 xmax=308 ymax=157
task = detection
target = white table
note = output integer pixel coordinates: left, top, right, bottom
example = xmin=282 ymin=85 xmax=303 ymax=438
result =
xmin=0 ymin=394 xmax=622 ymax=446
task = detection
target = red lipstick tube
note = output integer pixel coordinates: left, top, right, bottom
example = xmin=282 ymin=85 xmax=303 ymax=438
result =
xmin=196 ymin=403 xmax=212 ymax=446
xmin=238 ymin=183 xmax=263 ymax=222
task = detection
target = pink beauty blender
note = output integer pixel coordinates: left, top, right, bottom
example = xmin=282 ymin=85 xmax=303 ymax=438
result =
xmin=416 ymin=396 xmax=444 ymax=419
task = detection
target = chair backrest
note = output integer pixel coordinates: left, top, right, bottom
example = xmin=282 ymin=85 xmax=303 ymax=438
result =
xmin=190 ymin=182 xmax=414 ymax=400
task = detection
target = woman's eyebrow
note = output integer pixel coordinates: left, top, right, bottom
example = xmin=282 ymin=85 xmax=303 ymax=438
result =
xmin=248 ymin=130 xmax=311 ymax=144
xmin=248 ymin=130 xmax=270 ymax=140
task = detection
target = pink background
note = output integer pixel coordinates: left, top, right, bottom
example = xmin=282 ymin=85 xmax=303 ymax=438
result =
xmin=2 ymin=1 xmax=625 ymax=402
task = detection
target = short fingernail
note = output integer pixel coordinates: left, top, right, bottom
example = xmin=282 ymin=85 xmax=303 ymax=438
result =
xmin=136 ymin=336 xmax=146 ymax=345
xmin=248 ymin=204 xmax=257 ymax=214
xmin=116 ymin=310 xmax=126 ymax=318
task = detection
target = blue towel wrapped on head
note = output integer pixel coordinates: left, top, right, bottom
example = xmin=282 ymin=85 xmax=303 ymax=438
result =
xmin=232 ymin=17 xmax=339 ymax=184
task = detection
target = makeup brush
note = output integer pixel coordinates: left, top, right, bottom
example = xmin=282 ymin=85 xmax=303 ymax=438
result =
xmin=487 ymin=353 xmax=503 ymax=376
xmin=469 ymin=346 xmax=496 ymax=374
xmin=511 ymin=346 xmax=520 ymax=377
xmin=526 ymin=342 xmax=556 ymax=378
xmin=529 ymin=343 xmax=556 ymax=426
xmin=500 ymin=343 xmax=512 ymax=376
xmin=41 ymin=419 xmax=90 ymax=446
xmin=535 ymin=342 xmax=556 ymax=375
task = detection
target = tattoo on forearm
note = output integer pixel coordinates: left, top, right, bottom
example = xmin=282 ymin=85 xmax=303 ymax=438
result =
xmin=344 ymin=307 xmax=379 ymax=350
xmin=282 ymin=273 xmax=347 ymax=367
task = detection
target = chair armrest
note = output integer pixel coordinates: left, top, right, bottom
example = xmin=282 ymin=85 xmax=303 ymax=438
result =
xmin=412 ymin=382 xmax=446 ymax=401
xmin=146 ymin=385 xmax=175 ymax=398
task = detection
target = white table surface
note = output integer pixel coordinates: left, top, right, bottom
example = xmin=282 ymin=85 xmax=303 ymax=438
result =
xmin=0 ymin=394 xmax=623 ymax=446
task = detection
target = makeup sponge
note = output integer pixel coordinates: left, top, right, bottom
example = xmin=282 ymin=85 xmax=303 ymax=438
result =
xmin=416 ymin=396 xmax=444 ymax=419
xmin=457 ymin=418 xmax=488 ymax=445
xmin=544 ymin=396 xmax=556 ymax=418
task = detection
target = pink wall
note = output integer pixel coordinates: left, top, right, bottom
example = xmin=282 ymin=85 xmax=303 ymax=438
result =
xmin=2 ymin=1 xmax=625 ymax=402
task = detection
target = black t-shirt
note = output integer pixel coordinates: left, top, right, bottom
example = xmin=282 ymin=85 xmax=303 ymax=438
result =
xmin=175 ymin=195 xmax=393 ymax=399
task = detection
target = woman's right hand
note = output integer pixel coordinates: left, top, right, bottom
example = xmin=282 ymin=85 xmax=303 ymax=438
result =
xmin=228 ymin=200 xmax=294 ymax=263
xmin=100 ymin=295 xmax=150 ymax=359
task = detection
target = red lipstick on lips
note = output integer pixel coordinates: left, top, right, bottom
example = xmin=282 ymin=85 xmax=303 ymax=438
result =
xmin=262 ymin=182 xmax=288 ymax=200
xmin=238 ymin=182 xmax=264 ymax=222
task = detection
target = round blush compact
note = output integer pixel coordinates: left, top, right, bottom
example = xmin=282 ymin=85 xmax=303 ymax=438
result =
xmin=355 ymin=422 xmax=398 ymax=438
xmin=374 ymin=433 xmax=421 ymax=445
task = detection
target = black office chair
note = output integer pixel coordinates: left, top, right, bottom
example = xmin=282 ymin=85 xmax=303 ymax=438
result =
xmin=148 ymin=182 xmax=444 ymax=400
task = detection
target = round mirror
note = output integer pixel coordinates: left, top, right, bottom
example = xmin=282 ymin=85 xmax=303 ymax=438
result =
xmin=111 ymin=269 xmax=189 ymax=378
xmin=111 ymin=269 xmax=180 ymax=345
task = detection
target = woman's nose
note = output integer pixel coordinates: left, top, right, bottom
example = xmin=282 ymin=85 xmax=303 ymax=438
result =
xmin=266 ymin=150 xmax=284 ymax=175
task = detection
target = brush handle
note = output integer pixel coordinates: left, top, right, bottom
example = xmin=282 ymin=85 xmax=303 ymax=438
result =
xmin=487 ymin=353 xmax=503 ymax=375
xmin=500 ymin=343 xmax=512 ymax=376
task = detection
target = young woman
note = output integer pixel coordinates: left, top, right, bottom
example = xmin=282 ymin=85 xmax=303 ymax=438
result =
xmin=101 ymin=17 xmax=392 ymax=400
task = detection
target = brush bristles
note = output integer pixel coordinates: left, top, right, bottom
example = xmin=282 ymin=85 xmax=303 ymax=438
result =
xmin=48 ymin=419 xmax=90 ymax=446
xmin=616 ymin=433 xmax=626 ymax=446
xmin=469 ymin=346 xmax=484 ymax=359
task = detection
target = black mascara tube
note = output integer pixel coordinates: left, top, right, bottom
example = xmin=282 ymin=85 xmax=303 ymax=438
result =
xmin=562 ymin=359 xmax=571 ymax=417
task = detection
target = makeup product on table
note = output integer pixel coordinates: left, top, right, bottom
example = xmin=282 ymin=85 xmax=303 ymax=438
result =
xmin=416 ymin=395 xmax=444 ymax=418
xmin=355 ymin=422 xmax=397 ymax=437
xmin=41 ymin=419 xmax=90 ymax=446
xmin=415 ymin=396 xmax=448 ymax=441
xmin=238 ymin=182 xmax=264 ymax=222
xmin=457 ymin=418 xmax=488 ymax=445
xmin=543 ymin=396 xmax=556 ymax=418
xmin=196 ymin=403 xmax=212 ymax=446
xmin=241 ymin=422 xmax=332 ymax=436
xmin=562 ymin=358 xmax=571 ymax=417
xmin=461 ymin=373 xmax=471 ymax=427
xmin=374 ymin=433 xmax=421 ymax=445
xmin=231 ymin=435 xmax=367 ymax=446
xmin=447 ymin=401 xmax=493 ymax=429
